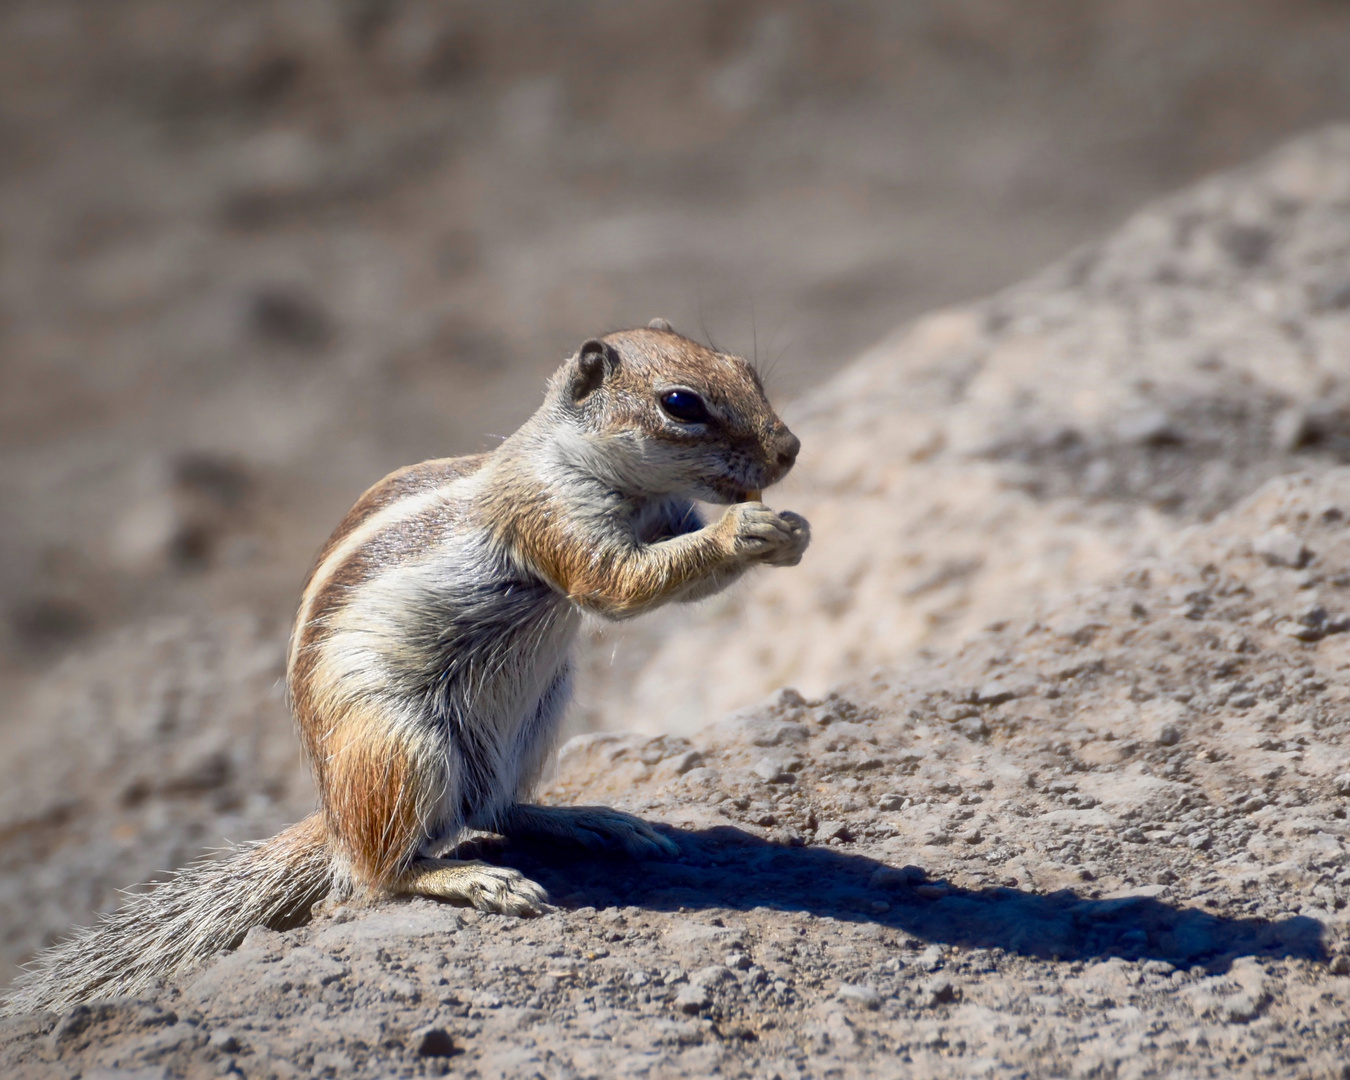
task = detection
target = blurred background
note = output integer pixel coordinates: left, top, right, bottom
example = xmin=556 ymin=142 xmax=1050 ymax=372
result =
xmin=5 ymin=0 xmax=1350 ymax=720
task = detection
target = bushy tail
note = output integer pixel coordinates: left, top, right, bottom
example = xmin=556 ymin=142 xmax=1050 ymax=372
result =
xmin=1 ymin=813 xmax=335 ymax=1017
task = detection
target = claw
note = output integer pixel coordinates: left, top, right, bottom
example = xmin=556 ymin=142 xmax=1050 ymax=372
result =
xmin=398 ymin=859 xmax=551 ymax=917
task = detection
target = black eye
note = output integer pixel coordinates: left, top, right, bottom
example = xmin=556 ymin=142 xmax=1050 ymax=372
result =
xmin=659 ymin=389 xmax=711 ymax=424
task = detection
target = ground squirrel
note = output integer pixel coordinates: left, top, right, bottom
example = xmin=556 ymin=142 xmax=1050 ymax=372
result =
xmin=3 ymin=320 xmax=809 ymax=1015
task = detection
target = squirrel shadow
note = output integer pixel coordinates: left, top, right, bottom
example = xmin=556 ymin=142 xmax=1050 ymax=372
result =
xmin=496 ymin=823 xmax=1325 ymax=975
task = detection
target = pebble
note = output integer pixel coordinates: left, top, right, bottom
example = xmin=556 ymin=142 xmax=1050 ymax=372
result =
xmin=1116 ymin=408 xmax=1177 ymax=445
xmin=719 ymin=712 xmax=811 ymax=748
xmin=754 ymin=758 xmax=791 ymax=784
xmin=412 ymin=1027 xmax=458 ymax=1057
xmin=959 ymin=716 xmax=991 ymax=740
xmin=973 ymin=680 xmax=1020 ymax=705
xmin=1218 ymin=992 xmax=1264 ymax=1024
xmin=659 ymin=750 xmax=705 ymax=776
xmin=923 ymin=974 xmax=957 ymax=1006
xmin=692 ymin=964 xmax=735 ymax=987
xmin=870 ymin=864 xmax=926 ymax=890
xmin=49 ymin=1005 xmax=100 ymax=1048
xmin=208 ymin=1029 xmax=241 ymax=1053
xmin=673 ymin=984 xmax=711 ymax=1013
xmin=1254 ymin=528 xmax=1311 ymax=569
xmin=836 ymin=983 xmax=882 ymax=1010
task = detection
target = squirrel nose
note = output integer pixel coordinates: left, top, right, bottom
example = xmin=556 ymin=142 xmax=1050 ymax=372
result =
xmin=775 ymin=431 xmax=801 ymax=470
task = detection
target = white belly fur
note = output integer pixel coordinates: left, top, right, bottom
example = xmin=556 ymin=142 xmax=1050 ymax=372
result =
xmin=318 ymin=528 xmax=582 ymax=844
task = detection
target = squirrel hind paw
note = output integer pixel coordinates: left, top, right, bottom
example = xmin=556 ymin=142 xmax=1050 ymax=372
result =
xmin=507 ymin=805 xmax=680 ymax=861
xmin=565 ymin=808 xmax=681 ymax=861
xmin=399 ymin=859 xmax=551 ymax=917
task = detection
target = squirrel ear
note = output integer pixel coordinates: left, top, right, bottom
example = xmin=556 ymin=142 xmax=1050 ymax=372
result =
xmin=647 ymin=317 xmax=673 ymax=332
xmin=568 ymin=338 xmax=619 ymax=402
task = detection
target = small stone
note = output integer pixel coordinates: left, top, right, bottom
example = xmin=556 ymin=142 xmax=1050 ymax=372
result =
xmin=1116 ymin=409 xmax=1178 ymax=445
xmin=1278 ymin=619 xmax=1323 ymax=642
xmin=937 ymin=703 xmax=981 ymax=723
xmin=49 ymin=1004 xmax=97 ymax=1048
xmin=693 ymin=964 xmax=735 ymax=987
xmin=753 ymin=758 xmax=791 ymax=784
xmin=208 ymin=1029 xmax=241 ymax=1053
xmin=1254 ymin=528 xmax=1311 ymax=569
xmin=1156 ymin=724 xmax=1181 ymax=747
xmin=1331 ymin=955 xmax=1350 ymax=975
xmin=771 ymin=686 xmax=809 ymax=711
xmin=877 ymin=793 xmax=905 ymax=811
xmin=662 ymin=749 xmax=704 ymax=776
xmin=725 ymin=951 xmax=752 ymax=970
xmin=719 ymin=712 xmax=810 ymax=747
xmin=960 ymin=828 xmax=984 ymax=845
xmin=958 ymin=716 xmax=990 ymax=740
xmin=1218 ymin=992 xmax=1264 ymax=1023
xmin=923 ymin=974 xmax=957 ymax=1006
xmin=973 ymin=680 xmax=1019 ymax=706
xmin=1187 ymin=831 xmax=1213 ymax=851
xmin=836 ymin=983 xmax=882 ymax=1010
xmin=919 ymin=945 xmax=945 ymax=971
xmin=134 ymin=1005 xmax=177 ymax=1027
xmin=815 ymin=819 xmax=850 ymax=841
xmin=869 ymin=864 xmax=926 ymax=890
xmin=413 ymin=1027 xmax=458 ymax=1057
xmin=674 ymin=984 xmax=711 ymax=1013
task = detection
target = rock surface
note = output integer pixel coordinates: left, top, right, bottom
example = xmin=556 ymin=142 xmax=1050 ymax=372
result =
xmin=7 ymin=130 xmax=1350 ymax=1077
xmin=576 ymin=125 xmax=1350 ymax=735
xmin=5 ymin=467 xmax=1350 ymax=1077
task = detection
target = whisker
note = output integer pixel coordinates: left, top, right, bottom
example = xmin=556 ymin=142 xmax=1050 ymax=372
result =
xmin=750 ymin=294 xmax=759 ymax=373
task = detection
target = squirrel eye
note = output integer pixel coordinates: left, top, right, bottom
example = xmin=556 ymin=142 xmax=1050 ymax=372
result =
xmin=659 ymin=389 xmax=711 ymax=424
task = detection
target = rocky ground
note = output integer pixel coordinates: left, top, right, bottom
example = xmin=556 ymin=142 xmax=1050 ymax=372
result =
xmin=5 ymin=468 xmax=1350 ymax=1077
xmin=5 ymin=129 xmax=1350 ymax=1076
xmin=579 ymin=124 xmax=1350 ymax=734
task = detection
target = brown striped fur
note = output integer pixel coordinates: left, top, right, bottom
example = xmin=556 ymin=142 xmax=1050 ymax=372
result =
xmin=314 ymin=456 xmax=487 ymax=569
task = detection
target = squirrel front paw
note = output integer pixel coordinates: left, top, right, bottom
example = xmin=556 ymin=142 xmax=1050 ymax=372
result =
xmin=719 ymin=503 xmax=811 ymax=567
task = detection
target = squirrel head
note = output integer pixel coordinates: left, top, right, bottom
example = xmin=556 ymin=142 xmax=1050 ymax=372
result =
xmin=547 ymin=321 xmax=800 ymax=503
